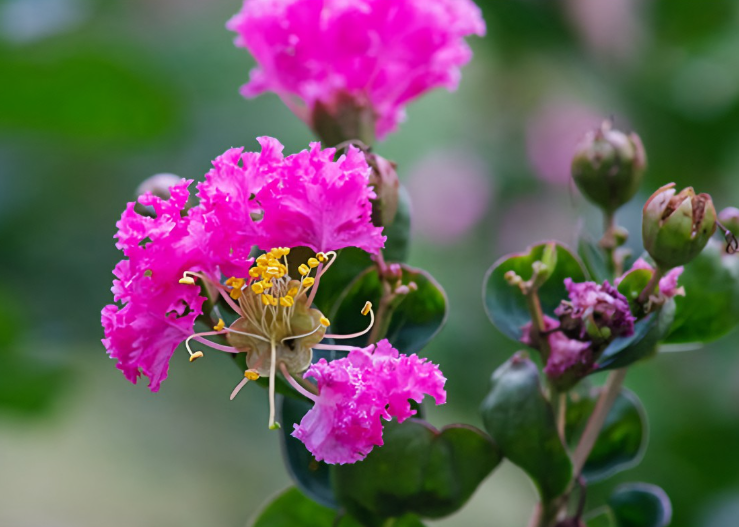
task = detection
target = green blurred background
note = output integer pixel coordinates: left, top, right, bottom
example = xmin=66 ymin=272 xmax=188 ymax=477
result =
xmin=1 ymin=0 xmax=739 ymax=525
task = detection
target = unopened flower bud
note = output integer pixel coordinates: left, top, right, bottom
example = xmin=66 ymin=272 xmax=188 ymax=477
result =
xmin=642 ymin=183 xmax=717 ymax=269
xmin=136 ymin=173 xmax=182 ymax=200
xmin=366 ymin=152 xmax=400 ymax=227
xmin=571 ymin=121 xmax=646 ymax=213
xmin=719 ymin=207 xmax=739 ymax=238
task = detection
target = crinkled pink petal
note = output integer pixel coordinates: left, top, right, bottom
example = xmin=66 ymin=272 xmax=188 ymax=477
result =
xmin=227 ymin=0 xmax=486 ymax=139
xmin=102 ymin=180 xmax=216 ymax=392
xmin=520 ymin=316 xmax=593 ymax=380
xmin=254 ymin=143 xmax=385 ymax=253
xmin=293 ymin=339 xmax=446 ymax=464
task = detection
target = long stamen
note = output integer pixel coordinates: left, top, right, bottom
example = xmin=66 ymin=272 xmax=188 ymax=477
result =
xmin=306 ymin=251 xmax=337 ymax=306
xmin=323 ymin=302 xmax=374 ymax=340
xmin=312 ymin=343 xmax=357 ymax=352
xmin=184 ymin=329 xmax=228 ymax=360
xmin=279 ymin=362 xmax=318 ymax=401
xmin=191 ymin=334 xmax=240 ymax=354
xmin=281 ymin=322 xmax=324 ymax=343
xmin=224 ymin=327 xmax=273 ymax=344
xmin=229 ymin=369 xmax=260 ymax=400
xmin=268 ymin=339 xmax=280 ymax=430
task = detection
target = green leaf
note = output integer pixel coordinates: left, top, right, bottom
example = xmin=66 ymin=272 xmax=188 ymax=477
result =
xmin=665 ymin=240 xmax=739 ymax=344
xmin=608 ymin=483 xmax=672 ymax=527
xmin=483 ymin=242 xmax=588 ymax=342
xmin=332 ymin=419 xmax=500 ymax=525
xmin=578 ymin=236 xmax=611 ymax=283
xmin=382 ymin=185 xmax=412 ymax=263
xmin=249 ymin=487 xmax=339 ymax=527
xmin=596 ymin=301 xmax=675 ymax=371
xmin=480 ymin=354 xmax=572 ymax=502
xmin=329 ymin=265 xmax=447 ymax=354
xmin=616 ymin=269 xmax=654 ymax=316
xmin=567 ymin=388 xmax=647 ymax=482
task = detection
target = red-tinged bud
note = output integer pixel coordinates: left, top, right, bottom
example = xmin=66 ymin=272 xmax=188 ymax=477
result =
xmin=642 ymin=183 xmax=717 ymax=269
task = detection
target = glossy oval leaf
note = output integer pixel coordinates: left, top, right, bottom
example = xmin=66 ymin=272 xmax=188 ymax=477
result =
xmin=665 ymin=241 xmax=739 ymax=344
xmin=329 ymin=265 xmax=447 ymax=353
xmin=382 ymin=185 xmax=412 ymax=263
xmin=483 ymin=242 xmax=587 ymax=342
xmin=578 ymin=235 xmax=611 ymax=283
xmin=480 ymin=353 xmax=572 ymax=501
xmin=332 ymin=419 xmax=500 ymax=524
xmin=566 ymin=388 xmax=647 ymax=482
xmin=608 ymin=483 xmax=672 ymax=527
xmin=596 ymin=300 xmax=675 ymax=371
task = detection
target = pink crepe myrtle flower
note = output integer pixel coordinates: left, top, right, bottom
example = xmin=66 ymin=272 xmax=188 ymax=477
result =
xmin=292 ymin=339 xmax=447 ymax=464
xmin=617 ymin=258 xmax=685 ymax=299
xmin=102 ymin=138 xmax=386 ymax=416
xmin=227 ymin=0 xmax=486 ymax=140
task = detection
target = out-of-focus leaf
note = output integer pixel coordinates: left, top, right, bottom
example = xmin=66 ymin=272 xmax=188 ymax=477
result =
xmin=483 ymin=242 xmax=587 ymax=342
xmin=578 ymin=236 xmax=611 ymax=283
xmin=608 ymin=483 xmax=672 ymax=527
xmin=382 ymin=185 xmax=411 ymax=263
xmin=665 ymin=241 xmax=739 ymax=344
xmin=596 ymin=300 xmax=675 ymax=371
xmin=566 ymin=388 xmax=647 ymax=482
xmin=480 ymin=353 xmax=572 ymax=502
xmin=332 ymin=419 xmax=500 ymax=526
xmin=616 ymin=269 xmax=653 ymax=316
xmin=329 ymin=265 xmax=447 ymax=354
xmin=0 ymin=45 xmax=178 ymax=142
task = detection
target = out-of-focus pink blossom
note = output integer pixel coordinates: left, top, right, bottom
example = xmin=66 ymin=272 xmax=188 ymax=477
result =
xmin=526 ymin=101 xmax=603 ymax=185
xmin=407 ymin=149 xmax=492 ymax=245
xmin=227 ymin=0 xmax=485 ymax=140
xmin=618 ymin=258 xmax=685 ymax=298
xmin=565 ymin=0 xmax=643 ymax=63
xmin=293 ymin=339 xmax=446 ymax=464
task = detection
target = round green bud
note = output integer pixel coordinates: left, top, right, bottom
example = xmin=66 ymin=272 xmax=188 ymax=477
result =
xmin=719 ymin=207 xmax=739 ymax=238
xmin=642 ymin=183 xmax=717 ymax=269
xmin=571 ymin=121 xmax=646 ymax=213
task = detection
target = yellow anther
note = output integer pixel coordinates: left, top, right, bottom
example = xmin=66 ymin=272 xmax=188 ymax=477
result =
xmin=256 ymin=254 xmax=269 ymax=265
xmin=281 ymin=247 xmax=291 ymax=256
xmin=361 ymin=301 xmax=372 ymax=316
xmin=251 ymin=281 xmax=265 ymax=294
xmin=270 ymin=296 xmax=278 ymax=306
xmin=262 ymin=279 xmax=273 ymax=289
xmin=302 ymin=277 xmax=315 ymax=288
xmin=280 ymin=296 xmax=294 ymax=307
xmin=287 ymin=287 xmax=299 ymax=297
xmin=189 ymin=351 xmax=204 ymax=362
xmin=307 ymin=258 xmax=320 ymax=268
xmin=248 ymin=267 xmax=262 ymax=278
xmin=229 ymin=288 xmax=243 ymax=300
xmin=262 ymin=294 xmax=277 ymax=306
xmin=244 ymin=370 xmax=260 ymax=381
xmin=320 ymin=316 xmax=330 ymax=327
xmin=317 ymin=252 xmax=327 ymax=262
xmin=265 ymin=266 xmax=281 ymax=277
xmin=179 ymin=276 xmax=196 ymax=285
xmin=213 ymin=318 xmax=225 ymax=331
xmin=225 ymin=276 xmax=237 ymax=286
xmin=298 ymin=264 xmax=310 ymax=276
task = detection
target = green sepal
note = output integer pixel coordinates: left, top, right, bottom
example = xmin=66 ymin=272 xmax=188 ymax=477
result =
xmin=480 ymin=353 xmax=572 ymax=502
xmin=332 ymin=419 xmax=500 ymax=526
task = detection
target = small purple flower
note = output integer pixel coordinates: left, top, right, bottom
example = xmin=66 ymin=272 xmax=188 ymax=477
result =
xmin=555 ymin=278 xmax=635 ymax=341
xmin=618 ymin=258 xmax=685 ymax=299
xmin=521 ymin=316 xmax=594 ymax=382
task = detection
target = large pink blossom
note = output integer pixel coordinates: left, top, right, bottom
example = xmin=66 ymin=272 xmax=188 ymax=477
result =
xmin=198 ymin=137 xmax=385 ymax=254
xmin=293 ymin=340 xmax=446 ymax=464
xmin=227 ymin=0 xmax=486 ymax=139
xmin=103 ymin=138 xmax=384 ymax=392
xmin=102 ymin=181 xmax=218 ymax=392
